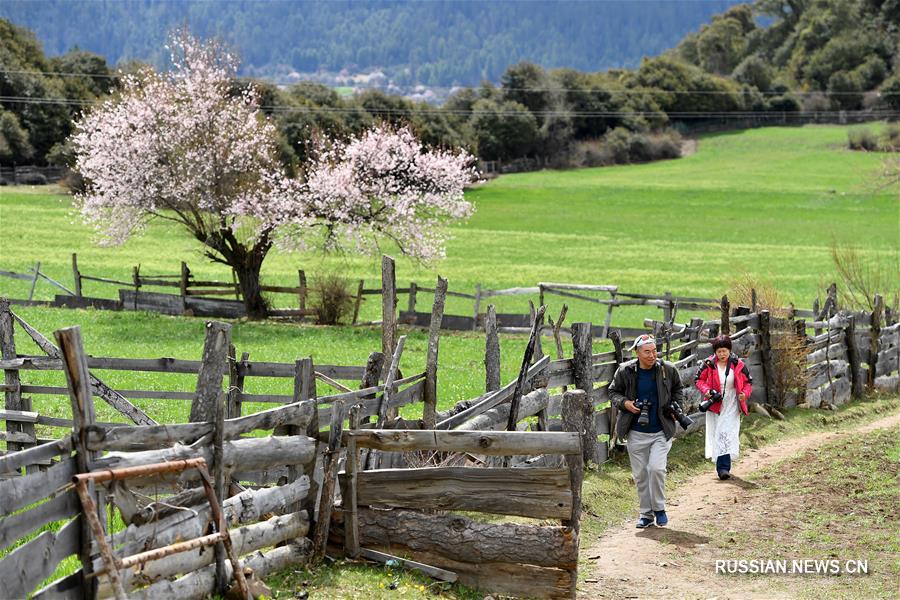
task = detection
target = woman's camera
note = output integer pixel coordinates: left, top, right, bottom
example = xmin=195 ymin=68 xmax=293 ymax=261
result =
xmin=699 ymin=390 xmax=723 ymax=412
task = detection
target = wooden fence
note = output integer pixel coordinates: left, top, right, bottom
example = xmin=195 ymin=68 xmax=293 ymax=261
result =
xmin=0 ymin=325 xmax=318 ymax=599
xmin=0 ymin=319 xmax=592 ymax=598
xmin=334 ymin=423 xmax=585 ymax=598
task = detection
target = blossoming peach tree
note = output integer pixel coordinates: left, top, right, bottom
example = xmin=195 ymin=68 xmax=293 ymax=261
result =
xmin=72 ymin=32 xmax=477 ymax=318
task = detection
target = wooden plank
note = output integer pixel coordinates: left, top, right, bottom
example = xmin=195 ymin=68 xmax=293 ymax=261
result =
xmin=0 ymin=430 xmax=34 ymax=443
xmin=456 ymin=388 xmax=549 ymax=431
xmin=351 ymin=507 xmax=577 ymax=569
xmin=0 ymin=455 xmax=75 ymax=518
xmin=590 ymin=362 xmax=616 ymax=383
xmin=507 ymin=306 xmax=546 ymax=431
xmin=312 ymin=398 xmax=344 ymax=563
xmin=0 ymin=516 xmax=80 ymax=599
xmin=98 ymin=511 xmax=309 ymax=595
xmin=345 ymin=429 xmax=580 ymax=455
xmin=92 ymin=436 xmax=317 ymax=486
xmin=436 ymin=356 xmax=550 ymax=430
xmin=85 ymin=399 xmax=314 ymax=452
xmin=1 ymin=299 xmax=31 ymax=458
xmin=423 ymin=276 xmax=447 ymax=428
xmin=484 ymin=305 xmax=501 ymax=393
xmin=346 ymin=467 xmax=571 ymax=519
xmin=540 ymin=282 xmax=617 ymax=293
xmin=106 ymin=476 xmax=310 ymax=559
xmin=0 ymin=436 xmax=72 ymax=474
xmin=126 ymin=542 xmax=310 ymax=600
xmin=189 ymin=321 xmax=231 ymax=423
xmin=0 ymin=491 xmax=79 ymax=552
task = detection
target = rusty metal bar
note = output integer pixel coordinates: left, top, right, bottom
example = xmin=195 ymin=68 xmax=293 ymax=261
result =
xmin=74 ymin=480 xmax=127 ymax=600
xmin=72 ymin=457 xmax=207 ymax=484
xmin=73 ymin=457 xmax=250 ymax=599
xmin=95 ymin=532 xmax=228 ymax=575
xmin=196 ymin=461 xmax=251 ymax=600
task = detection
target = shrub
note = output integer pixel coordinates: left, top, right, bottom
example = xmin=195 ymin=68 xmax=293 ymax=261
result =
xmin=311 ymin=273 xmax=355 ymax=325
xmin=881 ymin=123 xmax=900 ymax=152
xmin=19 ymin=172 xmax=47 ymax=185
xmin=627 ymin=132 xmax=652 ymax=162
xmin=603 ymin=127 xmax=632 ymax=163
xmin=727 ymin=275 xmax=808 ymax=407
xmin=848 ymin=128 xmax=877 ymax=151
xmin=647 ymin=130 xmax=682 ymax=159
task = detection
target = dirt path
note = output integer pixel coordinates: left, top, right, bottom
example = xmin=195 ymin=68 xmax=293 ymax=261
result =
xmin=580 ymin=411 xmax=900 ymax=599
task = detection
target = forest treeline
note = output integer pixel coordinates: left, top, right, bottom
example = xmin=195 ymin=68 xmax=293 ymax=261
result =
xmin=1 ymin=0 xmax=898 ymax=171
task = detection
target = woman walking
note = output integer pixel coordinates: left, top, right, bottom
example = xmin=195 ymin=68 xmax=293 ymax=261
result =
xmin=694 ymin=335 xmax=753 ymax=479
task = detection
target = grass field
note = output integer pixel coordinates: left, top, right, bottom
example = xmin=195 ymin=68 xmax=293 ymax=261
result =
xmin=0 ymin=123 xmax=897 ymax=423
xmin=1 ymin=124 xmax=897 ymax=324
xmin=0 ymin=124 xmax=898 ymax=598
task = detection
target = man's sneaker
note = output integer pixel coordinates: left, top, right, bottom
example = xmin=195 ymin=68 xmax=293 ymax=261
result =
xmin=718 ymin=470 xmax=731 ymax=480
xmin=654 ymin=510 xmax=669 ymax=526
xmin=636 ymin=516 xmax=654 ymax=529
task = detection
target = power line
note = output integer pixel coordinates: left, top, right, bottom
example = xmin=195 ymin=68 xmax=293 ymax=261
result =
xmin=0 ymin=68 xmax=887 ymax=97
xmin=3 ymin=95 xmax=899 ymax=120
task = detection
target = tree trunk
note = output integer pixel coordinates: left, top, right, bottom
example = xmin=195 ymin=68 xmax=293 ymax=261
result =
xmin=233 ymin=253 xmax=268 ymax=319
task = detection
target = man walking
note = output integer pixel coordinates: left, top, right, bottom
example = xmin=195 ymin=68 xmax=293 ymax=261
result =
xmin=609 ymin=334 xmax=685 ymax=528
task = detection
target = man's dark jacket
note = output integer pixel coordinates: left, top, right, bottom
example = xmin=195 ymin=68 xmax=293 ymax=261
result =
xmin=608 ymin=359 xmax=685 ymax=441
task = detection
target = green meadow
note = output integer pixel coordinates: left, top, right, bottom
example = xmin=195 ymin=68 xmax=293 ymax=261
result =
xmin=0 ymin=124 xmax=898 ymax=598
xmin=0 ymin=123 xmax=897 ymax=421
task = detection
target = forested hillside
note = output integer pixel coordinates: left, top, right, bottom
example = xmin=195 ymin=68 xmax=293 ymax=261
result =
xmin=1 ymin=0 xmax=897 ymax=171
xmin=0 ymin=0 xmax=739 ymax=85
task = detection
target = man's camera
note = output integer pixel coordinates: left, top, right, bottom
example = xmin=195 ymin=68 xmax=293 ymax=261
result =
xmin=632 ymin=398 xmax=692 ymax=430
xmin=632 ymin=398 xmax=652 ymax=427
xmin=664 ymin=400 xmax=693 ymax=430
xmin=699 ymin=390 xmax=723 ymax=412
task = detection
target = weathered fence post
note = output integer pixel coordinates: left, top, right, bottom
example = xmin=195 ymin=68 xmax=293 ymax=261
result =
xmin=662 ymin=291 xmax=674 ymax=324
xmin=54 ymin=326 xmax=102 ymax=600
xmin=381 ymin=256 xmax=397 ymax=361
xmin=180 ymin=261 xmax=190 ymax=298
xmin=213 ymin=388 xmax=228 ymax=596
xmin=352 ymin=279 xmax=365 ymax=325
xmin=296 ymin=358 xmax=318 ymax=531
xmin=28 ymin=261 xmax=41 ymax=301
xmin=132 ymin=265 xmax=142 ymax=300
xmin=751 ymin=288 xmax=758 ymax=313
xmin=758 ymin=310 xmax=778 ymax=406
xmin=298 ymin=270 xmax=307 ymax=313
xmin=226 ymin=348 xmax=248 ymax=419
xmin=423 ymin=276 xmax=447 ymax=429
xmin=572 ymin=322 xmax=599 ymax=463
xmin=189 ymin=321 xmax=232 ymax=423
xmin=530 ymin=300 xmax=544 ymax=363
xmin=407 ymin=281 xmax=418 ymax=315
xmin=472 ymin=284 xmax=482 ymax=331
xmin=562 ymin=388 xmax=594 ymax=466
xmin=607 ymin=329 xmax=624 ymax=450
xmin=1 ymin=299 xmax=30 ymax=459
xmin=844 ymin=315 xmax=864 ymax=399
xmin=72 ymin=253 xmax=83 ymax=297
xmin=603 ymin=289 xmax=617 ymax=339
xmin=484 ymin=304 xmax=501 ymax=393
xmin=506 ymin=306 xmax=546 ymax=432
xmin=869 ymin=294 xmax=884 ymax=389
xmin=311 ymin=398 xmax=344 ymax=565
xmin=812 ymin=297 xmax=822 ymax=337
xmin=344 ymin=404 xmax=362 ymax=558
xmin=720 ymin=295 xmax=731 ymax=336
xmin=560 ymin=392 xmax=585 ymax=536
xmin=560 ymin=390 xmax=584 ymax=599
